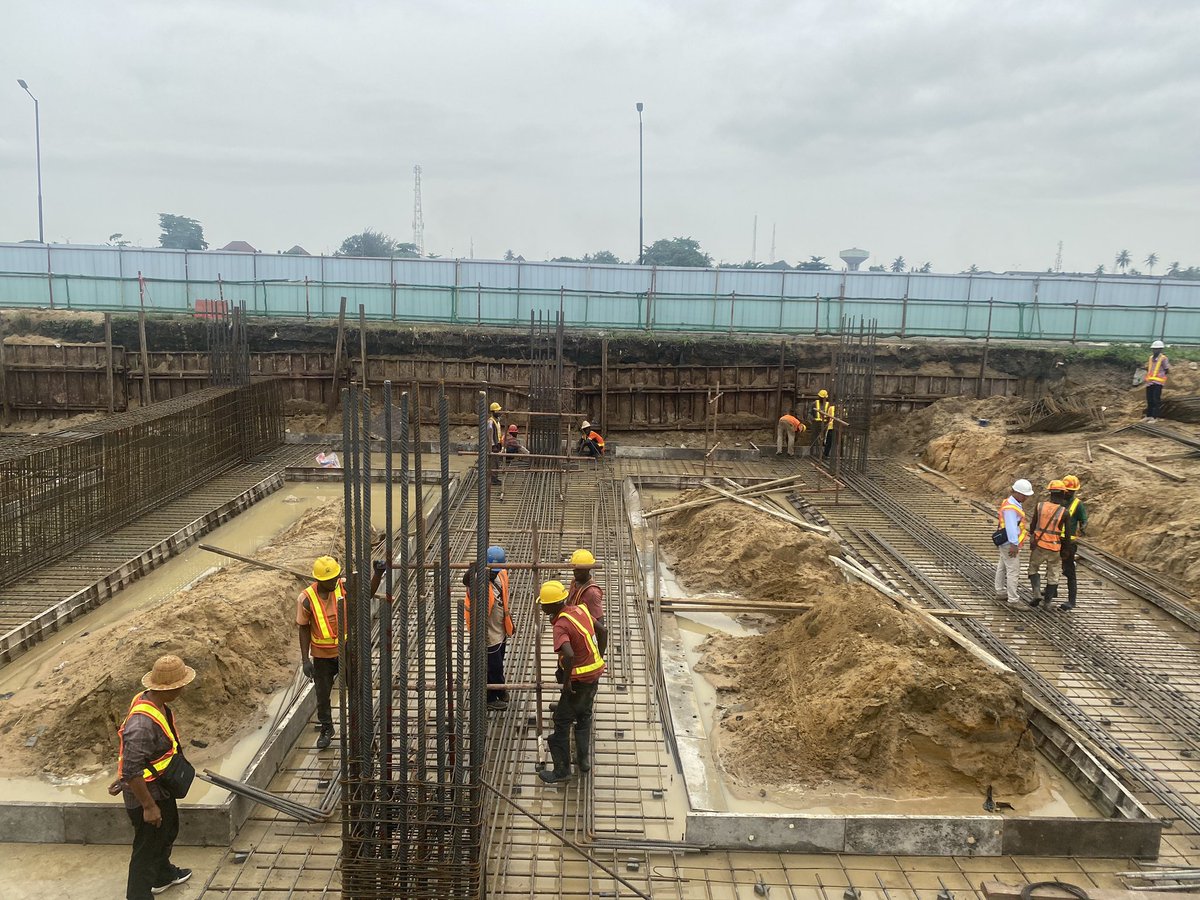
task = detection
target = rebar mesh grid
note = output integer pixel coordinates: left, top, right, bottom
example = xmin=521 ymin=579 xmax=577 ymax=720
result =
xmin=830 ymin=316 xmax=878 ymax=472
xmin=207 ymin=300 xmax=251 ymax=387
xmin=0 ymin=381 xmax=282 ymax=582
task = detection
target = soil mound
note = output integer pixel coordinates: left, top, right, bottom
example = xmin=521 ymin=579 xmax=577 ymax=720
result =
xmin=656 ymin=490 xmax=841 ymax=599
xmin=0 ymin=503 xmax=344 ymax=780
xmin=697 ymin=586 xmax=1037 ymax=796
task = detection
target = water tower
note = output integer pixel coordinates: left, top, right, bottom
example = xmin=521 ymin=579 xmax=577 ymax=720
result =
xmin=839 ymin=248 xmax=869 ymax=271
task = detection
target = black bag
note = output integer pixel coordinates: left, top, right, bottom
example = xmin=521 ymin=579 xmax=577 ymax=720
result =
xmin=992 ymin=527 xmax=1008 ymax=547
xmin=157 ymin=712 xmax=196 ymax=799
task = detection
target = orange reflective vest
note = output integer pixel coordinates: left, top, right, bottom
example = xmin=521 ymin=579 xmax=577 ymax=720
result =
xmin=1030 ymin=502 xmax=1066 ymax=552
xmin=585 ymin=431 xmax=606 ymax=452
xmin=1146 ymin=354 xmax=1169 ymax=385
xmin=557 ymin=605 xmax=605 ymax=679
xmin=997 ymin=498 xmax=1027 ymax=547
xmin=780 ymin=414 xmax=804 ymax=432
xmin=304 ymin=580 xmax=345 ymax=650
xmin=117 ymin=692 xmax=178 ymax=783
xmin=464 ymin=569 xmax=514 ymax=637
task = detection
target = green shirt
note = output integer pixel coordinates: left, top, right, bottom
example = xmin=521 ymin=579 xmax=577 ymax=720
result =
xmin=1062 ymin=494 xmax=1088 ymax=541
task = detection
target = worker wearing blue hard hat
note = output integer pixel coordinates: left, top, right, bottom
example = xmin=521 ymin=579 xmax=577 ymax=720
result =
xmin=465 ymin=545 xmax=513 ymax=710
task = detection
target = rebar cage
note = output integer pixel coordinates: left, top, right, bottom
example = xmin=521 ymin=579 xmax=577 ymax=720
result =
xmin=831 ymin=316 xmax=879 ymax=472
xmin=207 ymin=299 xmax=251 ymax=387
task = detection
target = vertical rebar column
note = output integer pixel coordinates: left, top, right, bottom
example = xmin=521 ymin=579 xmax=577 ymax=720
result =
xmin=396 ymin=388 xmax=410 ymax=801
xmin=357 ymin=387 xmax=374 ymax=784
xmin=438 ymin=384 xmax=453 ymax=781
xmin=380 ymin=382 xmax=395 ymax=858
xmin=412 ymin=384 xmax=428 ymax=790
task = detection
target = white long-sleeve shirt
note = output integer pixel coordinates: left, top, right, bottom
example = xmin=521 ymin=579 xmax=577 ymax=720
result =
xmin=1003 ymin=495 xmax=1024 ymax=545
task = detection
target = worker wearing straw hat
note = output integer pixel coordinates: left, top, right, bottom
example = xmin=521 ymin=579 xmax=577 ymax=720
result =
xmin=108 ymin=655 xmax=197 ymax=900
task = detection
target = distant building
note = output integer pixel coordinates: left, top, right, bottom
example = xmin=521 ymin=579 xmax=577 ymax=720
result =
xmin=284 ymin=245 xmax=310 ymax=256
xmin=839 ymin=248 xmax=870 ymax=271
xmin=220 ymin=240 xmax=258 ymax=253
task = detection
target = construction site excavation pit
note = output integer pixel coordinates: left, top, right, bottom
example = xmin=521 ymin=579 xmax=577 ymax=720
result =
xmin=0 ymin=479 xmax=436 ymax=839
xmin=627 ymin=478 xmax=1163 ymax=857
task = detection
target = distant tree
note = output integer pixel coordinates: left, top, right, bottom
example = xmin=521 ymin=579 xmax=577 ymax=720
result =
xmin=867 ymin=264 xmax=886 ymax=272
xmin=504 ymin=249 xmax=517 ymax=261
xmin=551 ymin=250 xmax=623 ymax=265
xmin=107 ymin=232 xmax=131 ymax=248
xmin=1128 ymin=268 xmax=1142 ymax=276
xmin=158 ymin=214 xmax=208 ymax=250
xmin=917 ymin=261 xmax=932 ymax=273
xmin=1170 ymin=266 xmax=1200 ymax=281
xmin=1145 ymin=252 xmax=1159 ymax=275
xmin=964 ymin=264 xmax=980 ymax=274
xmin=1167 ymin=261 xmax=1181 ymax=276
xmin=890 ymin=256 xmax=906 ymax=273
xmin=335 ymin=229 xmax=420 ymax=258
xmin=718 ymin=260 xmax=766 ymax=269
xmin=550 ymin=256 xmax=580 ymax=263
xmin=795 ymin=255 xmax=832 ymax=271
xmin=1094 ymin=265 xmax=1105 ymax=275
xmin=641 ymin=237 xmax=712 ymax=267
xmin=1115 ymin=249 xmax=1131 ymax=273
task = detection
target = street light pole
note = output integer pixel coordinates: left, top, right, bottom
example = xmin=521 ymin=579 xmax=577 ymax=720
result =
xmin=636 ymin=102 xmax=644 ymax=265
xmin=17 ymin=79 xmax=44 ymax=244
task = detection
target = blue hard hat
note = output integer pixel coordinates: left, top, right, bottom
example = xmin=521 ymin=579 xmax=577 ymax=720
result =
xmin=486 ymin=545 xmax=506 ymax=564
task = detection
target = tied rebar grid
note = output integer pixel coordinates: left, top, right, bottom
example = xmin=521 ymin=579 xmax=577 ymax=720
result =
xmin=527 ymin=310 xmax=566 ymax=455
xmin=339 ymin=381 xmax=489 ymax=899
xmin=207 ymin=299 xmax=251 ymax=387
xmin=830 ymin=316 xmax=878 ymax=471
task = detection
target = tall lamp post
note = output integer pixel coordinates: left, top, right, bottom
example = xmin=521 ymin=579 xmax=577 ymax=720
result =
xmin=16 ymin=79 xmax=45 ymax=244
xmin=636 ymin=102 xmax=644 ymax=265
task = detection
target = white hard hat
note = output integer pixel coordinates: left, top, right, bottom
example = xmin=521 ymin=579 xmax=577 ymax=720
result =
xmin=1151 ymin=340 xmax=1165 ymax=350
xmin=1012 ymin=479 xmax=1033 ymax=495
xmin=580 ymin=420 xmax=591 ymax=430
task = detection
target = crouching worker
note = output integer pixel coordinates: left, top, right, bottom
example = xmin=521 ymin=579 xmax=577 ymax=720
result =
xmin=577 ymin=421 xmax=605 ymax=457
xmin=538 ymin=580 xmax=606 ymax=784
xmin=775 ymin=412 xmax=806 ymax=456
xmin=465 ymin=546 xmax=514 ymax=710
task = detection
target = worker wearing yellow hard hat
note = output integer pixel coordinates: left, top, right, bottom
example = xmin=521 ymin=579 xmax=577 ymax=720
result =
xmin=297 ymin=556 xmax=346 ymax=749
xmin=811 ymin=390 xmax=833 ymax=457
xmin=567 ymin=549 xmax=605 ymax=633
xmin=1027 ymin=480 xmax=1069 ymax=609
xmin=538 ymin=579 xmax=606 ymax=784
xmin=486 ymin=402 xmax=503 ymax=486
xmin=1057 ymin=474 xmax=1088 ymax=611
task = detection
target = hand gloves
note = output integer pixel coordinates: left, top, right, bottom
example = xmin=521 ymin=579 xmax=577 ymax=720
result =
xmin=302 ymin=658 xmax=314 ymax=679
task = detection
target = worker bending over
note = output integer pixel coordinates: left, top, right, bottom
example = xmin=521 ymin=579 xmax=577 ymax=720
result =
xmin=1057 ymin=474 xmax=1088 ymax=611
xmin=1143 ymin=340 xmax=1170 ymax=421
xmin=994 ymin=479 xmax=1032 ymax=605
xmin=464 ymin=546 xmax=514 ymax=710
xmin=567 ymin=548 xmax=605 ymax=634
xmin=538 ymin=580 xmax=606 ymax=784
xmin=578 ymin=421 xmax=605 ymax=457
xmin=503 ymin=424 xmax=531 ymax=454
xmin=775 ymin=412 xmax=807 ymax=457
xmin=1028 ymin=480 xmax=1068 ymax=608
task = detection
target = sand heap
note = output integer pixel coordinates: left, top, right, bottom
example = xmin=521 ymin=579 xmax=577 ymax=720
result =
xmin=697 ymin=585 xmax=1037 ymax=796
xmin=656 ymin=489 xmax=842 ymax=599
xmin=0 ymin=502 xmax=344 ymax=780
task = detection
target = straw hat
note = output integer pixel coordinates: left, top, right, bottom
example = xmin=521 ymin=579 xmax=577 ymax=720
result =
xmin=141 ymin=655 xmax=197 ymax=691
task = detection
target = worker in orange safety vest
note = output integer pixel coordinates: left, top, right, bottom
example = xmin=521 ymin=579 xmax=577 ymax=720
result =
xmin=464 ymin=546 xmax=515 ymax=710
xmin=1028 ymin=480 xmax=1068 ymax=608
xmin=776 ymin=412 xmax=807 ymax=457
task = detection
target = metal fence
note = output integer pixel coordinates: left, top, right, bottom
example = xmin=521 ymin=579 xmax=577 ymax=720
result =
xmin=2 ymin=243 xmax=1198 ymax=343
xmin=0 ymin=381 xmax=283 ymax=581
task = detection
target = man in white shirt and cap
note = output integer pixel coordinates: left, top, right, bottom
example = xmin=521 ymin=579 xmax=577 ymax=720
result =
xmin=994 ymin=478 xmax=1032 ymax=605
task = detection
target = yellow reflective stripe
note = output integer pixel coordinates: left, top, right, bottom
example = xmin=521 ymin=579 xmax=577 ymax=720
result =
xmin=306 ymin=583 xmax=341 ymax=647
xmin=560 ymin=607 xmax=604 ymax=676
xmin=998 ymin=500 xmax=1027 ymax=543
xmin=1147 ymin=355 xmax=1167 ymax=383
xmin=127 ymin=700 xmax=177 ymax=780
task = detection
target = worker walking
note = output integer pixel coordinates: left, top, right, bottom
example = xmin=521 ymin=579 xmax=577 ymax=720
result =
xmin=1057 ymin=474 xmax=1089 ymax=611
xmin=1028 ymin=480 xmax=1068 ymax=608
xmin=567 ymin=549 xmax=606 ymax=636
xmin=775 ymin=412 xmax=807 ymax=456
xmin=464 ymin=546 xmax=514 ymax=711
xmin=487 ymin=402 xmax=504 ymax=485
xmin=994 ymin=479 xmax=1032 ymax=605
xmin=109 ymin=655 xmax=197 ymax=900
xmin=297 ymin=556 xmax=346 ymax=750
xmin=538 ymin=580 xmax=606 ymax=784
xmin=1143 ymin=340 xmax=1170 ymax=421
xmin=578 ymin=421 xmax=606 ymax=457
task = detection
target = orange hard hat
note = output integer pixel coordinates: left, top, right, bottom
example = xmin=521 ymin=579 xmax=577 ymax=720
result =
xmin=1062 ymin=474 xmax=1080 ymax=491
xmin=1047 ymin=479 xmax=1066 ymax=491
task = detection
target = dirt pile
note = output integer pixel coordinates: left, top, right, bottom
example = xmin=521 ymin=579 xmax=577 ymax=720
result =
xmin=697 ymin=586 xmax=1037 ymax=796
xmin=656 ymin=490 xmax=841 ymax=599
xmin=0 ymin=503 xmax=344 ymax=780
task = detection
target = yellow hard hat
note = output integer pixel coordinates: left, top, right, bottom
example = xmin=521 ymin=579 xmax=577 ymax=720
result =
xmin=570 ymin=549 xmax=596 ymax=568
xmin=489 ymin=402 xmax=502 ymax=413
xmin=539 ymin=580 xmax=570 ymax=606
xmin=818 ymin=389 xmax=829 ymax=398
xmin=1047 ymin=479 xmax=1066 ymax=491
xmin=312 ymin=556 xmax=342 ymax=581
xmin=1062 ymin=474 xmax=1080 ymax=491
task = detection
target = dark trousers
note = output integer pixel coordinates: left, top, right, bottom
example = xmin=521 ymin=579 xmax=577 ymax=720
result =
xmin=1146 ymin=383 xmax=1163 ymax=418
xmin=548 ymin=680 xmax=599 ymax=770
xmin=126 ymin=795 xmax=179 ymax=900
xmin=579 ymin=440 xmax=602 ymax=457
xmin=823 ymin=429 xmax=835 ymax=459
xmin=1060 ymin=541 xmax=1079 ymax=604
xmin=487 ymin=641 xmax=507 ymax=702
xmin=313 ymin=656 xmax=339 ymax=730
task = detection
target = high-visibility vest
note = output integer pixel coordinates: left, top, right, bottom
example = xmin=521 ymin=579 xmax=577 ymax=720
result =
xmin=557 ymin=605 xmax=605 ymax=678
xmin=1061 ymin=496 xmax=1085 ymax=542
xmin=813 ymin=399 xmax=831 ymax=423
xmin=586 ymin=431 xmax=606 ymax=452
xmin=824 ymin=403 xmax=837 ymax=432
xmin=1146 ymin=354 xmax=1168 ymax=385
xmin=1031 ymin=502 xmax=1066 ymax=552
xmin=465 ymin=570 xmax=514 ymax=637
xmin=304 ymin=580 xmax=345 ymax=650
xmin=488 ymin=416 xmax=503 ymax=446
xmin=117 ymin=692 xmax=178 ymax=783
xmin=780 ymin=414 xmax=803 ymax=432
xmin=997 ymin=498 xmax=1027 ymax=546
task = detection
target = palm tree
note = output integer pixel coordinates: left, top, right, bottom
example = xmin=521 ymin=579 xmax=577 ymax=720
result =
xmin=1094 ymin=265 xmax=1105 ymax=275
xmin=1168 ymin=261 xmax=1181 ymax=276
xmin=890 ymin=256 xmax=906 ymax=273
xmin=917 ymin=262 xmax=932 ymax=273
xmin=1145 ymin=252 xmax=1158 ymax=275
xmin=967 ymin=264 xmax=979 ymax=274
xmin=1115 ymin=250 xmax=1131 ymax=273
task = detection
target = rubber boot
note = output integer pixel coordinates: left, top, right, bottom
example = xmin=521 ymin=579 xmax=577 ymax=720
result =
xmin=576 ymin=722 xmax=593 ymax=773
xmin=1041 ymin=584 xmax=1058 ymax=610
xmin=538 ymin=745 xmax=572 ymax=784
xmin=1028 ymin=574 xmax=1042 ymax=606
xmin=1057 ymin=580 xmax=1076 ymax=610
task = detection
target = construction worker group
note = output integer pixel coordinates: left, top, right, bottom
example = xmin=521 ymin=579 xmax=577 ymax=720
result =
xmin=777 ymin=388 xmax=837 ymax=460
xmin=994 ymin=473 xmax=1088 ymax=611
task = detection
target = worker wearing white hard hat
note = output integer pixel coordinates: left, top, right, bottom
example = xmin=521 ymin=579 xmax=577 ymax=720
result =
xmin=993 ymin=478 xmax=1032 ymax=605
xmin=1143 ymin=340 xmax=1170 ymax=422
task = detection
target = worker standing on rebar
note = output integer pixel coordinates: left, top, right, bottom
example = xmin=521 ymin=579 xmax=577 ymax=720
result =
xmin=1143 ymin=340 xmax=1170 ymax=421
xmin=464 ymin=547 xmax=514 ymax=711
xmin=994 ymin=479 xmax=1032 ymax=605
xmin=1057 ymin=474 xmax=1088 ymax=611
xmin=775 ymin=412 xmax=806 ymax=457
xmin=567 ymin=549 xmax=606 ymax=635
xmin=297 ymin=556 xmax=346 ymax=750
xmin=1028 ymin=480 xmax=1068 ymax=608
xmin=578 ymin=421 xmax=606 ymax=457
xmin=809 ymin=390 xmax=831 ymax=456
xmin=822 ymin=397 xmax=838 ymax=460
xmin=538 ymin=580 xmax=606 ymax=783
xmin=487 ymin=401 xmax=504 ymax=485
xmin=108 ymin=655 xmax=196 ymax=900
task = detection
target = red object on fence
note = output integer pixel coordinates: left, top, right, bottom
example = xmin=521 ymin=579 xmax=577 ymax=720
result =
xmin=193 ymin=299 xmax=228 ymax=319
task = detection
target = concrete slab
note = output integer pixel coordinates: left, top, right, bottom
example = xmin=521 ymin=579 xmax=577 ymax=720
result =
xmin=844 ymin=815 xmax=1003 ymax=856
xmin=687 ymin=812 xmax=846 ymax=852
xmin=1003 ymin=817 xmax=1162 ymax=859
xmin=0 ymin=803 xmax=64 ymax=843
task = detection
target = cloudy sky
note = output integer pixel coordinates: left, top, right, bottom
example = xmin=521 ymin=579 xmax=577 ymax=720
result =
xmin=1 ymin=0 xmax=1197 ymax=273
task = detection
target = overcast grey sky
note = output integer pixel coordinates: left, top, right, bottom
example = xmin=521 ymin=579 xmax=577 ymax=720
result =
xmin=2 ymin=0 xmax=1197 ymax=272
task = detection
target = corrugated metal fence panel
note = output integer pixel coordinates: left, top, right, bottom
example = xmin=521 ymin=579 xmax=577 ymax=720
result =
xmin=0 ymin=243 xmax=52 ymax=274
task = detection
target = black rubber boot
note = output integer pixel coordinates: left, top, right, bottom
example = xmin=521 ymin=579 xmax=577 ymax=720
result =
xmin=538 ymin=746 xmax=572 ymax=784
xmin=1042 ymin=584 xmax=1058 ymax=608
xmin=1028 ymin=574 xmax=1042 ymax=606
xmin=576 ymin=723 xmax=592 ymax=773
xmin=316 ymin=727 xmax=333 ymax=750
